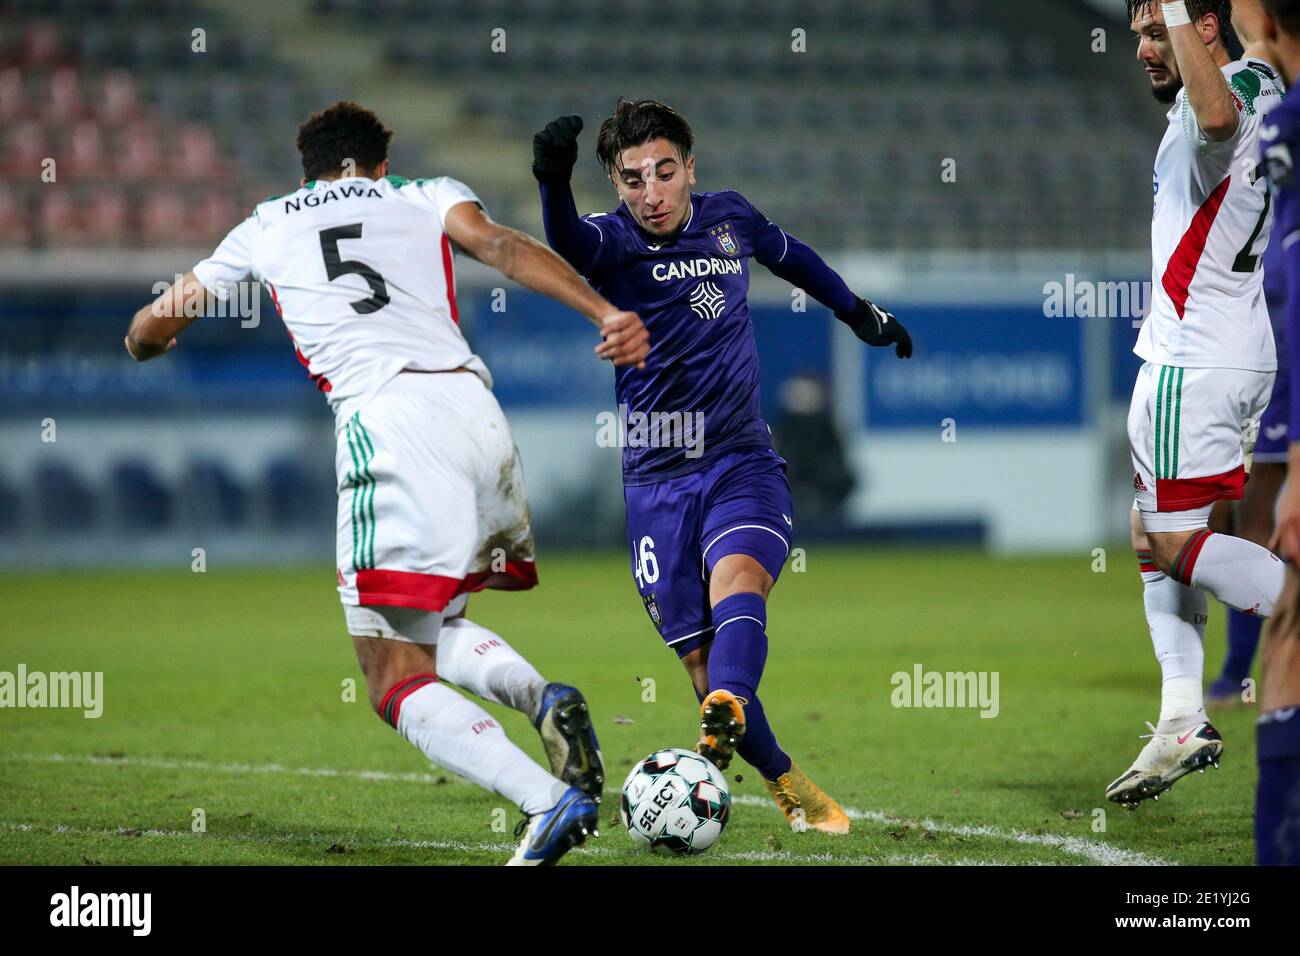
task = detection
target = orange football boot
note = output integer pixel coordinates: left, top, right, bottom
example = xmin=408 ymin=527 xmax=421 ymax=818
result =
xmin=695 ymin=689 xmax=746 ymax=770
xmin=763 ymin=761 xmax=851 ymax=835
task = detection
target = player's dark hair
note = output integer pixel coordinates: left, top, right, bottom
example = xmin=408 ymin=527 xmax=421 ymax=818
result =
xmin=595 ymin=98 xmax=694 ymax=175
xmin=1263 ymin=0 xmax=1300 ymax=35
xmin=295 ymin=101 xmax=394 ymax=180
xmin=1125 ymin=0 xmax=1236 ymax=45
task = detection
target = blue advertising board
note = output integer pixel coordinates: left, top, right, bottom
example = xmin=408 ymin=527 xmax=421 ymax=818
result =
xmin=863 ymin=303 xmax=1088 ymax=429
xmin=467 ymin=292 xmax=833 ymax=417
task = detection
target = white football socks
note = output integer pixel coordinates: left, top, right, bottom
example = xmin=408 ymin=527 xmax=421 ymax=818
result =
xmin=1141 ymin=567 xmax=1209 ymax=732
xmin=1178 ymin=531 xmax=1284 ymax=618
xmin=390 ymin=679 xmax=566 ymax=815
xmin=436 ymin=617 xmax=547 ymax=722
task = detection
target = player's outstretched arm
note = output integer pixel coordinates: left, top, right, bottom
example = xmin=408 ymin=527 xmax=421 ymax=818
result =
xmin=124 ymin=270 xmax=210 ymax=361
xmin=1234 ymin=0 xmax=1265 ymax=43
xmin=443 ymin=200 xmax=648 ymax=368
xmin=1233 ymin=0 xmax=1280 ymax=65
xmin=532 ymin=115 xmax=602 ymax=273
xmin=753 ymin=225 xmax=912 ymax=359
xmin=835 ymin=296 xmax=914 ymax=359
xmin=1160 ymin=0 xmax=1240 ymax=140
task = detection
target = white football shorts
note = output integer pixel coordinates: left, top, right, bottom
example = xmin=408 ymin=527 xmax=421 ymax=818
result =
xmin=1128 ymin=361 xmax=1274 ymax=532
xmin=335 ymin=370 xmax=537 ymax=639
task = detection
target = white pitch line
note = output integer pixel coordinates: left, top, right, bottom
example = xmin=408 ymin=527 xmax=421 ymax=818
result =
xmin=0 ymin=820 xmax=1020 ymax=866
xmin=2 ymin=752 xmax=1173 ymax=865
xmin=728 ymin=794 xmax=1173 ymax=866
xmin=2 ymin=751 xmax=453 ymax=786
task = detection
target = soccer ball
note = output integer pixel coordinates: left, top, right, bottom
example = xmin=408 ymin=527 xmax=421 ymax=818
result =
xmin=620 ymin=748 xmax=731 ymax=856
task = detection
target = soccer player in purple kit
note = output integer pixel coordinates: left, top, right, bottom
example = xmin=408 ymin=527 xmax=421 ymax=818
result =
xmin=531 ymin=100 xmax=913 ymax=834
xmin=1205 ymin=214 xmax=1291 ymax=706
xmin=1252 ymin=0 xmax=1300 ymax=867
xmin=1206 ymin=1 xmax=1291 ymax=709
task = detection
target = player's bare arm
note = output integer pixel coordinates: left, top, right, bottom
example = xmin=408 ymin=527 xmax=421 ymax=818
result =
xmin=1234 ymin=0 xmax=1266 ymax=42
xmin=1155 ymin=0 xmax=1240 ymax=139
xmin=1268 ymin=442 xmax=1300 ymax=561
xmin=1231 ymin=0 xmax=1279 ymax=62
xmin=442 ymin=200 xmax=648 ymax=368
xmin=124 ymin=269 xmax=211 ymax=361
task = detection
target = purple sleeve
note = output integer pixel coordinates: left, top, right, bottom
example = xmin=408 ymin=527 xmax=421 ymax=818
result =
xmin=1286 ymin=226 xmax=1300 ymax=440
xmin=539 ymin=179 xmax=604 ymax=277
xmin=745 ymin=199 xmax=857 ymax=313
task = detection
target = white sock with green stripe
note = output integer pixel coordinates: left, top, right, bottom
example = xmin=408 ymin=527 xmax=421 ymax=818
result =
xmin=1173 ymin=529 xmax=1284 ymax=617
xmin=385 ymin=677 xmax=566 ymax=815
xmin=1140 ymin=566 xmax=1208 ymax=732
xmin=436 ymin=618 xmax=547 ymax=722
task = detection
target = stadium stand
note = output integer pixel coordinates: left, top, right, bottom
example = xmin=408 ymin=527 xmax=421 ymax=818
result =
xmin=310 ymin=0 xmax=1157 ymax=251
xmin=0 ymin=0 xmax=1169 ymax=562
xmin=2 ymin=0 xmax=1161 ymax=250
xmin=0 ymin=0 xmax=337 ymax=248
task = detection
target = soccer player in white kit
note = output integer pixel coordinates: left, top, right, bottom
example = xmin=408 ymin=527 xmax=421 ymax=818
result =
xmin=123 ymin=102 xmax=650 ymax=864
xmin=1109 ymin=3 xmax=1287 ymax=806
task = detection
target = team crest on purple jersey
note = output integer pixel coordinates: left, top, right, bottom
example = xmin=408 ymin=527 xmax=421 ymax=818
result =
xmin=708 ymin=222 xmax=739 ymax=257
xmin=643 ymin=592 xmax=663 ymax=627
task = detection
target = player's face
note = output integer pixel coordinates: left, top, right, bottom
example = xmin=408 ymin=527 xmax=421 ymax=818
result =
xmin=611 ymin=138 xmax=696 ymax=236
xmin=1131 ymin=4 xmax=1182 ymax=103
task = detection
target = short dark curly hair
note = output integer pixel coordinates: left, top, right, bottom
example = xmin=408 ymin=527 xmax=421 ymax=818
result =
xmin=595 ymin=98 xmax=694 ymax=176
xmin=295 ymin=101 xmax=393 ymax=180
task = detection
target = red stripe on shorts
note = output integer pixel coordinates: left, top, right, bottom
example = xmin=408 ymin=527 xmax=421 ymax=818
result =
xmin=356 ymin=561 xmax=538 ymax=612
xmin=1155 ymin=465 xmax=1246 ymax=511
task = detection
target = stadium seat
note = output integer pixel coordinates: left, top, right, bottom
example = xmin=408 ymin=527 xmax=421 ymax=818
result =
xmin=0 ymin=184 xmax=33 ymax=246
xmin=184 ymin=459 xmax=248 ymax=529
xmin=110 ymin=460 xmax=172 ymax=531
xmin=34 ymin=463 xmax=96 ymax=532
xmin=264 ymin=458 xmax=333 ymax=530
xmin=0 ymin=473 xmax=21 ymax=534
xmin=83 ymin=186 xmax=130 ymax=246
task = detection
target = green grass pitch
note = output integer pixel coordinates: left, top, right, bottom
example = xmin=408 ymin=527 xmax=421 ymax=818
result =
xmin=0 ymin=547 xmax=1258 ymax=865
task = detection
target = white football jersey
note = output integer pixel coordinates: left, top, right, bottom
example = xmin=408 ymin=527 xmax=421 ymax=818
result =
xmin=1136 ymin=58 xmax=1285 ymax=372
xmin=193 ymin=175 xmax=491 ymax=420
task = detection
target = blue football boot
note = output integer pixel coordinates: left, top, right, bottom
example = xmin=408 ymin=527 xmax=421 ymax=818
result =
xmin=506 ymin=786 xmax=599 ymax=866
xmin=534 ymin=682 xmax=605 ymax=802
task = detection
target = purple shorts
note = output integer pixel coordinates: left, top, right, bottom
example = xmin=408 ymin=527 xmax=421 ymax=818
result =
xmin=623 ymin=447 xmax=793 ymax=656
xmin=1255 ymin=364 xmax=1290 ymax=464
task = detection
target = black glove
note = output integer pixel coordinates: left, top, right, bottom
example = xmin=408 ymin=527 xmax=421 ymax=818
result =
xmin=837 ymin=296 xmax=912 ymax=358
xmin=532 ymin=114 xmax=584 ymax=184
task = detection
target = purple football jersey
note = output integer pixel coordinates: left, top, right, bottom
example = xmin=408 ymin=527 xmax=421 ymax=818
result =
xmin=579 ymin=190 xmax=788 ymax=484
xmin=1262 ymin=88 xmax=1300 ymax=436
